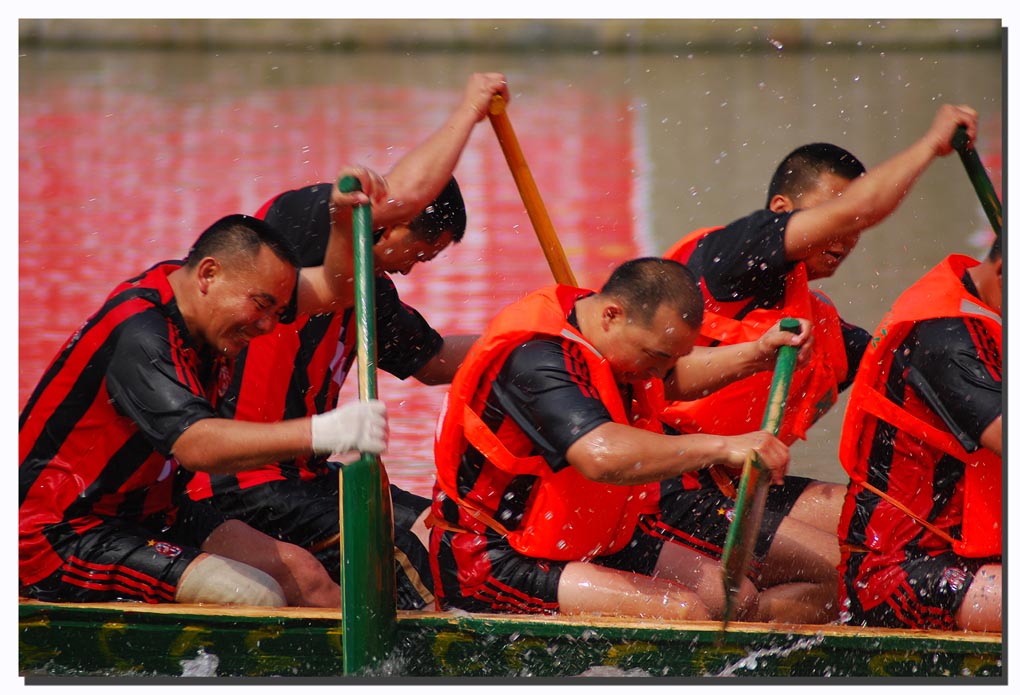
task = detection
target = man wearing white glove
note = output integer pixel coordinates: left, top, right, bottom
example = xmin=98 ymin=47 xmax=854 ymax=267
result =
xmin=183 ymin=73 xmax=512 ymax=612
xmin=20 ymin=214 xmax=386 ymax=610
xmin=311 ymin=400 xmax=389 ymax=457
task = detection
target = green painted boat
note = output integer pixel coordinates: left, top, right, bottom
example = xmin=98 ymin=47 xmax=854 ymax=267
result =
xmin=19 ymin=599 xmax=1002 ymax=680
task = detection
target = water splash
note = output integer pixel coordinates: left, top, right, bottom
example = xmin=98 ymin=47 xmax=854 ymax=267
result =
xmin=713 ymin=633 xmax=826 ymax=677
xmin=180 ymin=649 xmax=220 ymax=677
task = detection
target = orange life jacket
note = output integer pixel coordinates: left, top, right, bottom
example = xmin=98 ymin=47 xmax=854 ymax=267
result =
xmin=839 ymin=254 xmax=1001 ymax=558
xmin=433 ymin=285 xmax=662 ymax=561
xmin=660 ymin=227 xmax=847 ymax=444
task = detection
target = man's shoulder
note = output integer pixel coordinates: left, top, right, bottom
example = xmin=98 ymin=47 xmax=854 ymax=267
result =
xmin=502 ymin=335 xmax=574 ymax=378
xmin=911 ymin=315 xmax=993 ymax=355
xmin=264 ymin=183 xmax=333 ymax=263
xmin=110 ymin=308 xmax=176 ymax=353
xmin=712 ymin=208 xmax=790 ymax=240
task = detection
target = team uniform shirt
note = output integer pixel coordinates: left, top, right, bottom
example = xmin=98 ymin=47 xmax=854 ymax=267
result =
xmin=185 ymin=183 xmax=443 ymax=498
xmin=19 ymin=262 xmax=228 ymax=598
xmin=838 ymin=270 xmax=1001 ymax=628
xmin=666 ymin=210 xmax=870 ymax=498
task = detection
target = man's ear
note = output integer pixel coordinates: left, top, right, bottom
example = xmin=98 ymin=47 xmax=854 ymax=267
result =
xmin=601 ymin=302 xmax=624 ymax=330
xmin=769 ymin=194 xmax=795 ymax=213
xmin=195 ymin=256 xmax=220 ymax=295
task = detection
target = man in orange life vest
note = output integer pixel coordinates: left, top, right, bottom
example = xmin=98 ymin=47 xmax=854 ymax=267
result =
xmin=184 ymin=73 xmax=511 ymax=610
xmin=655 ymin=104 xmax=980 ymax=621
xmin=430 ymin=258 xmax=813 ymax=620
xmin=837 ymin=238 xmax=1001 ymax=632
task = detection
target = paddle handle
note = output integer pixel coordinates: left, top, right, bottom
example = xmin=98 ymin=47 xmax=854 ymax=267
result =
xmin=488 ymin=94 xmax=578 ymax=286
xmin=337 ymin=174 xmax=396 ymax=673
xmin=951 ymin=125 xmax=1002 ymax=238
xmin=759 ymin=318 xmax=801 ymax=436
xmin=339 ymin=175 xmax=379 ymax=402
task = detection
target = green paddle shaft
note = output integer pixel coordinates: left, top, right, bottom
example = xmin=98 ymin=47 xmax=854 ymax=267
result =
xmin=951 ymin=125 xmax=1001 ymax=237
xmin=718 ymin=318 xmax=801 ymax=629
xmin=338 ymin=174 xmax=396 ymax=674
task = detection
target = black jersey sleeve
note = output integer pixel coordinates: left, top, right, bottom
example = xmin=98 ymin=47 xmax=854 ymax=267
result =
xmin=907 ymin=316 xmax=1002 ymax=449
xmin=686 ymin=209 xmax=795 ymax=306
xmin=105 ymin=312 xmax=217 ymax=457
xmin=839 ymin=319 xmax=871 ymax=390
xmin=263 ymin=183 xmax=336 ymax=326
xmin=263 ymin=183 xmax=333 ymax=266
xmin=490 ymin=337 xmax=615 ymax=472
xmin=374 ymin=276 xmax=444 ymax=380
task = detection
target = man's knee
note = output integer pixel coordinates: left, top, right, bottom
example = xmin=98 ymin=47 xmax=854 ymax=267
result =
xmin=956 ymin=563 xmax=1002 ymax=632
xmin=176 ymin=554 xmax=286 ymax=607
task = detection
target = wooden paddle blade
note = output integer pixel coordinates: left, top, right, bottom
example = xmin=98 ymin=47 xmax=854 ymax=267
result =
xmin=717 ymin=318 xmax=801 ymax=632
xmin=339 ymin=458 xmax=396 ymax=673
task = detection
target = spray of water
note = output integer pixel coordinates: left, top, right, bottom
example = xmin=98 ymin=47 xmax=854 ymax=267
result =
xmin=179 ymin=649 xmax=220 ymax=677
xmin=712 ymin=633 xmax=826 ymax=677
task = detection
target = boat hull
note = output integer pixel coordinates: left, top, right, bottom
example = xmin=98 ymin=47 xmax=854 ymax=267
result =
xmin=19 ymin=600 xmax=1002 ymax=679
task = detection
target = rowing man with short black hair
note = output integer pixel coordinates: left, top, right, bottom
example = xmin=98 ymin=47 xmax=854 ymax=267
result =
xmin=20 ymin=212 xmax=387 ymax=608
xmin=184 ymin=73 xmax=510 ymax=610
xmin=655 ymin=104 xmax=980 ymax=623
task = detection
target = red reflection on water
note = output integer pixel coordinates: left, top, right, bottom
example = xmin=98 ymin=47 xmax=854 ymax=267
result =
xmin=20 ymin=82 xmax=642 ymax=496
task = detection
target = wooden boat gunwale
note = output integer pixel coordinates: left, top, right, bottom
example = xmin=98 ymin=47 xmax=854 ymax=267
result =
xmin=19 ymin=598 xmax=1004 ymax=680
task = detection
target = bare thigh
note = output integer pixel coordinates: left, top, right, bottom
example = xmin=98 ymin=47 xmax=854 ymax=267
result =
xmin=757 ymin=515 xmax=839 ymax=588
xmin=651 ymin=540 xmax=757 ymax=620
xmin=202 ymin=519 xmax=341 ymax=608
xmin=784 ymin=480 xmax=845 ymax=536
xmin=557 ymin=560 xmax=710 ymax=621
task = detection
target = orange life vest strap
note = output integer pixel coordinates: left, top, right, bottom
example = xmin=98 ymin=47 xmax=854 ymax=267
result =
xmin=849 ymin=476 xmax=957 ymax=546
xmin=462 ymin=403 xmax=549 ymax=477
xmin=425 ymin=502 xmax=512 ymax=538
xmin=852 ymin=383 xmax=973 ymax=462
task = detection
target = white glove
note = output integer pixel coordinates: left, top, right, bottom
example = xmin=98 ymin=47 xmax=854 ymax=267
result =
xmin=310 ymin=400 xmax=388 ymax=456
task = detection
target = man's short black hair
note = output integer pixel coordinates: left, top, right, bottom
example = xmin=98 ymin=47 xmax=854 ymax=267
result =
xmin=600 ymin=257 xmax=704 ymax=328
xmin=766 ymin=143 xmax=867 ymax=207
xmin=408 ymin=177 xmax=467 ymax=244
xmin=185 ymin=214 xmax=301 ymax=270
xmin=988 ymin=233 xmax=1001 ymax=261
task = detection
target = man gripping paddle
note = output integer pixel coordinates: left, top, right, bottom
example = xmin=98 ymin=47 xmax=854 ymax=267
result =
xmin=655 ymin=104 xmax=980 ymax=623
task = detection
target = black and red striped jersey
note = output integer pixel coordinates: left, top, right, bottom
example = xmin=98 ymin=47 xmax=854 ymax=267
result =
xmin=184 ymin=183 xmax=443 ymax=501
xmin=19 ymin=262 xmax=223 ymax=585
xmin=841 ymin=274 xmax=1002 ymax=559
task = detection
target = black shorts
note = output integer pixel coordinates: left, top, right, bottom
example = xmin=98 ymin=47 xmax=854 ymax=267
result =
xmin=204 ymin=474 xmax=434 ymax=609
xmin=20 ymin=498 xmax=225 ymax=603
xmin=650 ymin=473 xmax=812 ymax=583
xmin=841 ymin=550 xmax=986 ymax=630
xmin=431 ymin=515 xmax=673 ymax=615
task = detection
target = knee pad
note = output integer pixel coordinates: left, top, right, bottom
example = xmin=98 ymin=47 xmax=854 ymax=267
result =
xmin=176 ymin=554 xmax=286 ymax=607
